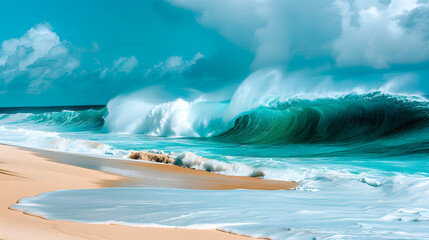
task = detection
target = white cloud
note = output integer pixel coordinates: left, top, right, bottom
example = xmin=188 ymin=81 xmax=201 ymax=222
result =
xmin=168 ymin=0 xmax=339 ymax=69
xmin=168 ymin=0 xmax=263 ymax=49
xmin=145 ymin=52 xmax=203 ymax=77
xmin=0 ymin=23 xmax=80 ymax=91
xmin=112 ymin=56 xmax=138 ymax=74
xmin=100 ymin=55 xmax=139 ymax=79
xmin=333 ymin=0 xmax=429 ymax=69
xmin=0 ymin=24 xmax=59 ymax=71
xmin=91 ymin=42 xmax=100 ymax=53
xmin=170 ymin=0 xmax=429 ymax=70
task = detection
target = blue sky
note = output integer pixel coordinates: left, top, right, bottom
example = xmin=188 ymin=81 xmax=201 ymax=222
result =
xmin=1 ymin=0 xmax=429 ymax=106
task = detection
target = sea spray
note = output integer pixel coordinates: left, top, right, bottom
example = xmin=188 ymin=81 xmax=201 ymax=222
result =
xmin=105 ymin=95 xmax=231 ymax=136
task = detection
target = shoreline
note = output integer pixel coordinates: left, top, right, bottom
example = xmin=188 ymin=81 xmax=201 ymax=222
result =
xmin=0 ymin=144 xmax=296 ymax=240
xmin=27 ymin=144 xmax=297 ymax=190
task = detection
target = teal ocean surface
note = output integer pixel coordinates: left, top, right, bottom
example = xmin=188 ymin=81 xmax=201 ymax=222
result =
xmin=3 ymin=91 xmax=429 ymax=239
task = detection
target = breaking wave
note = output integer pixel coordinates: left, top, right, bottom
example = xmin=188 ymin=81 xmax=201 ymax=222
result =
xmin=104 ymin=91 xmax=429 ymax=145
xmin=218 ymin=92 xmax=429 ymax=143
xmin=2 ymin=91 xmax=429 ymax=145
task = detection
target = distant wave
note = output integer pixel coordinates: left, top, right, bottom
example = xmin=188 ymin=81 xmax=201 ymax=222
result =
xmin=0 ymin=108 xmax=107 ymax=130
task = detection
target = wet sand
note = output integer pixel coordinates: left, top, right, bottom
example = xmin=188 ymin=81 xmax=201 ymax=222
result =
xmin=33 ymin=147 xmax=297 ymax=190
xmin=0 ymin=144 xmax=296 ymax=240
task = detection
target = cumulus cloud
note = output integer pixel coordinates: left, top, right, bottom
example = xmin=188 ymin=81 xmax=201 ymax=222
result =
xmin=91 ymin=42 xmax=100 ymax=53
xmin=169 ymin=0 xmax=429 ymax=70
xmin=145 ymin=52 xmax=203 ymax=77
xmin=398 ymin=4 xmax=429 ymax=41
xmin=333 ymin=0 xmax=429 ymax=69
xmin=133 ymin=52 xmax=209 ymax=93
xmin=100 ymin=55 xmax=138 ymax=79
xmin=0 ymin=23 xmax=80 ymax=92
xmin=252 ymin=0 xmax=339 ymax=69
xmin=168 ymin=0 xmax=339 ymax=69
xmin=168 ymin=0 xmax=263 ymax=49
xmin=113 ymin=56 xmax=138 ymax=74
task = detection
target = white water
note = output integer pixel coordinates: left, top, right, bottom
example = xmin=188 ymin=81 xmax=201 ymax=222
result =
xmin=12 ymin=181 xmax=429 ymax=239
xmin=3 ymin=123 xmax=429 ymax=239
xmin=0 ymin=126 xmax=262 ymax=177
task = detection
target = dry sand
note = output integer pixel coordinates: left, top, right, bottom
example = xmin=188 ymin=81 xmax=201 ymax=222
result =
xmin=0 ymin=144 xmax=296 ymax=240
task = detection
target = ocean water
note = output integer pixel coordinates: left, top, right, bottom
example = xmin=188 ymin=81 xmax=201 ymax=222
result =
xmin=3 ymin=90 xmax=429 ymax=239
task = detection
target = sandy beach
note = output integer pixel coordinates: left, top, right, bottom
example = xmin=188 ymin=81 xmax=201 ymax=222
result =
xmin=0 ymin=144 xmax=296 ymax=240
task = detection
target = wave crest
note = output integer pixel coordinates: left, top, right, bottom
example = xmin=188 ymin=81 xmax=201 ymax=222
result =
xmin=219 ymin=92 xmax=429 ymax=143
xmin=105 ymin=91 xmax=429 ymax=144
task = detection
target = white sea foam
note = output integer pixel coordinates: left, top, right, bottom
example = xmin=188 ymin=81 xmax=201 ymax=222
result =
xmin=0 ymin=125 xmax=263 ymax=177
xmin=0 ymin=126 xmax=129 ymax=157
xmin=3 ymin=120 xmax=429 ymax=239
xmin=12 ymin=180 xmax=429 ymax=240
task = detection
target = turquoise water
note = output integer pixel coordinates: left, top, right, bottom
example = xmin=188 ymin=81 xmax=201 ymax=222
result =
xmin=3 ymin=91 xmax=429 ymax=239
